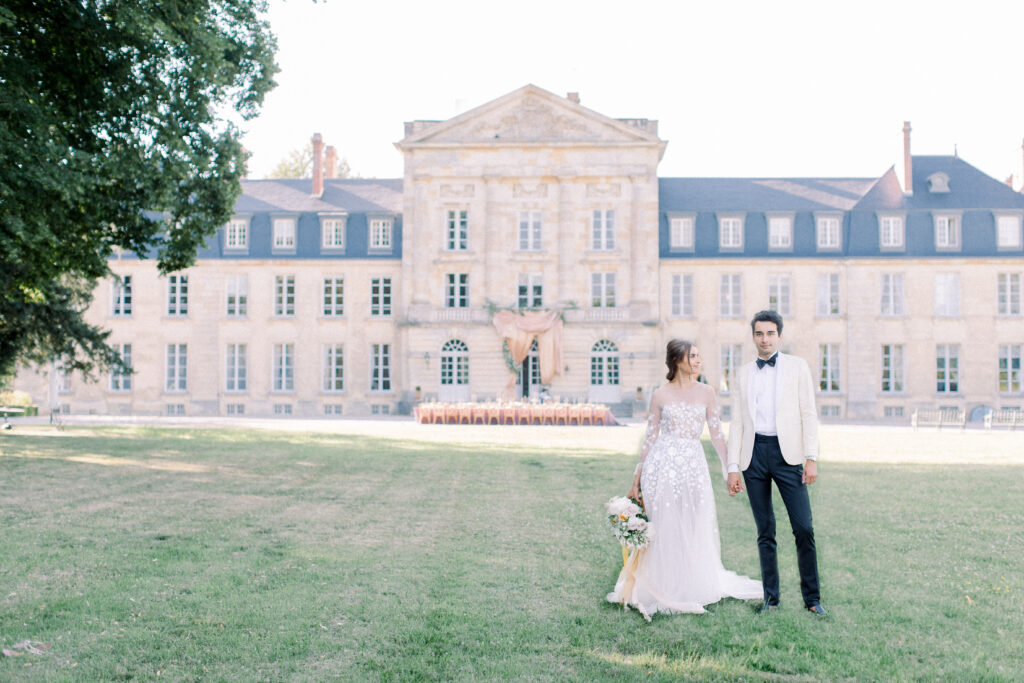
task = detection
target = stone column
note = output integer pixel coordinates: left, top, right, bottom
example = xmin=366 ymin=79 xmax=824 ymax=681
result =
xmin=629 ymin=175 xmax=647 ymax=315
xmin=557 ymin=175 xmax=574 ymax=305
xmin=483 ymin=176 xmax=499 ymax=300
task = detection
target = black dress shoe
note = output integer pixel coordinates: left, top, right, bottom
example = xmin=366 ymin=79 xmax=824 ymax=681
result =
xmin=806 ymin=604 xmax=828 ymax=616
xmin=757 ymin=602 xmax=779 ymax=614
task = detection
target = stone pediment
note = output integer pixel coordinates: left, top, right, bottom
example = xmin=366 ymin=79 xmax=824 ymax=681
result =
xmin=398 ymin=84 xmax=662 ymax=147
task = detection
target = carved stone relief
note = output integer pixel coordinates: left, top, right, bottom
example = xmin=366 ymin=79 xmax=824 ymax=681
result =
xmin=512 ymin=183 xmax=548 ymax=198
xmin=439 ymin=183 xmax=475 ymax=198
xmin=586 ymin=183 xmax=622 ymax=198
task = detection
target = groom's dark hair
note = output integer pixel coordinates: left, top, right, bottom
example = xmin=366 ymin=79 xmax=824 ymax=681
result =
xmin=750 ymin=310 xmax=784 ymax=335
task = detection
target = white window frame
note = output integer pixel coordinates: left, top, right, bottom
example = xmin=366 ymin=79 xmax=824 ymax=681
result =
xmin=670 ymin=273 xmax=694 ymax=318
xmin=226 ymin=275 xmax=248 ymax=317
xmin=517 ymin=273 xmax=543 ymax=309
xmin=720 ymin=274 xmax=742 ymax=317
xmin=881 ymin=344 xmax=904 ymax=394
xmin=936 ymin=344 xmax=960 ymax=394
xmin=322 ymin=344 xmax=344 ymax=392
xmin=590 ymin=340 xmax=620 ymax=387
xmin=445 ymin=273 xmax=469 ymax=309
xmin=995 ymin=213 xmax=1023 ymax=251
xmin=369 ymin=218 xmax=393 ymax=251
xmin=440 ymin=340 xmax=470 ymax=387
xmin=517 ymin=210 xmax=542 ymax=251
xmin=590 ymin=273 xmax=616 ymax=308
xmin=112 ymin=275 xmax=132 ymax=316
xmin=370 ymin=277 xmax=392 ymax=317
xmin=881 ymin=273 xmax=905 ymax=317
xmin=274 ymin=275 xmax=295 ymax=317
xmin=272 ymin=343 xmax=295 ymax=393
xmin=370 ymin=343 xmax=392 ymax=392
xmin=878 ymin=213 xmax=906 ymax=251
xmin=816 ymin=273 xmax=840 ymax=317
xmin=167 ymin=274 xmax=188 ymax=316
xmin=934 ymin=273 xmax=960 ymax=318
xmin=320 ymin=215 xmax=347 ymax=251
xmin=446 ymin=209 xmax=469 ymax=252
xmin=165 ymin=343 xmax=187 ymax=392
xmin=815 ymin=213 xmax=842 ymax=251
xmin=934 ymin=213 xmax=962 ymax=251
xmin=225 ymin=217 xmax=249 ymax=252
xmin=997 ymin=273 xmax=1021 ymax=316
xmin=998 ymin=344 xmax=1022 ymax=394
xmin=272 ymin=217 xmax=297 ymax=251
xmin=591 ymin=209 xmax=615 ymax=251
xmin=225 ymin=343 xmax=247 ymax=392
xmin=768 ymin=274 xmax=791 ymax=316
xmin=818 ymin=344 xmax=841 ymax=393
xmin=669 ymin=214 xmax=696 ymax=252
xmin=322 ymin=277 xmax=344 ymax=317
xmin=718 ymin=214 xmax=745 ymax=250
xmin=719 ymin=344 xmax=742 ymax=394
xmin=767 ymin=214 xmax=794 ymax=251
xmin=110 ymin=343 xmax=132 ymax=392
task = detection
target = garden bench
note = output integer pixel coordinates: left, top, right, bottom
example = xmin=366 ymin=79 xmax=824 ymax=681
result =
xmin=911 ymin=408 xmax=965 ymax=430
xmin=984 ymin=408 xmax=1024 ymax=430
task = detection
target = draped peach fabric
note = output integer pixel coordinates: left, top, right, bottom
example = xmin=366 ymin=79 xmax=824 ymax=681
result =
xmin=492 ymin=310 xmax=564 ymax=399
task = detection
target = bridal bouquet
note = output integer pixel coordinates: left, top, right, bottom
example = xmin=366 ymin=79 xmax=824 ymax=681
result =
xmin=605 ymin=496 xmax=652 ymax=549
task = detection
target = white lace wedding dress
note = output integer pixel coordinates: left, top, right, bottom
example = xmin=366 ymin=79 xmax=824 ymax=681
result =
xmin=606 ymin=398 xmax=762 ymax=618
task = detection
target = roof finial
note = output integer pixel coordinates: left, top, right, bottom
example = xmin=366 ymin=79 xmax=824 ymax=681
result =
xmin=953 ymin=143 xmax=958 ymax=158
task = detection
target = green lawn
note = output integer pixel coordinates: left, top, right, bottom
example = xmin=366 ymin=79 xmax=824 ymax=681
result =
xmin=1 ymin=424 xmax=1022 ymax=681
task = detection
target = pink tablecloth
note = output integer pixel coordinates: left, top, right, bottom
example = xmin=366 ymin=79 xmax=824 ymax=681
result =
xmin=413 ymin=402 xmax=617 ymax=426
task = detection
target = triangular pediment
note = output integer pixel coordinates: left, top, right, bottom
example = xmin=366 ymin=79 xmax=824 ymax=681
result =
xmin=398 ymin=84 xmax=662 ymax=147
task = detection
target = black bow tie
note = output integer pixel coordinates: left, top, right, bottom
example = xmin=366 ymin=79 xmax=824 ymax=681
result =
xmin=756 ymin=355 xmax=777 ymax=370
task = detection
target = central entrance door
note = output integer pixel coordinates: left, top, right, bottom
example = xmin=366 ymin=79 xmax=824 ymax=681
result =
xmin=516 ymin=340 xmax=542 ymax=400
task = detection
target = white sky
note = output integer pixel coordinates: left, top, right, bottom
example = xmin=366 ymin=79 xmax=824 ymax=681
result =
xmin=241 ymin=0 xmax=1024 ymax=188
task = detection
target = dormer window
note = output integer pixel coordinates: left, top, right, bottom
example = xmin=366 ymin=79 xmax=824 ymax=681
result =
xmin=320 ymin=214 xmax=347 ymax=252
xmin=878 ymin=213 xmax=906 ymax=251
xmin=815 ymin=213 xmax=842 ymax=251
xmin=668 ymin=213 xmax=696 ymax=252
xmin=225 ymin=216 xmax=250 ymax=252
xmin=369 ymin=217 xmax=393 ymax=252
xmin=717 ymin=213 xmax=745 ymax=250
xmin=926 ymin=172 xmax=951 ymax=193
xmin=272 ymin=216 xmax=297 ymax=253
xmin=995 ymin=213 xmax=1023 ymax=250
xmin=934 ymin=213 xmax=962 ymax=251
xmin=766 ymin=213 xmax=794 ymax=251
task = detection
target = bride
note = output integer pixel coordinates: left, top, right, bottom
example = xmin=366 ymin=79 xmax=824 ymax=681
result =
xmin=607 ymin=339 xmax=762 ymax=617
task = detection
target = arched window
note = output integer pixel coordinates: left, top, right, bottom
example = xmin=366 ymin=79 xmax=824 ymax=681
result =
xmin=440 ymin=339 xmax=469 ymax=386
xmin=590 ymin=340 xmax=620 ymax=386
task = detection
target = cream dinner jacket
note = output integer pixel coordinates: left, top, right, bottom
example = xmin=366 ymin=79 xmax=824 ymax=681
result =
xmin=727 ymin=352 xmax=819 ymax=471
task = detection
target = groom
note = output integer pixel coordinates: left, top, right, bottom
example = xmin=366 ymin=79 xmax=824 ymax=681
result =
xmin=727 ymin=310 xmax=825 ymax=615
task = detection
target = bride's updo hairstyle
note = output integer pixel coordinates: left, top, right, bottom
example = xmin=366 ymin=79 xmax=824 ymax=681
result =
xmin=665 ymin=339 xmax=694 ymax=381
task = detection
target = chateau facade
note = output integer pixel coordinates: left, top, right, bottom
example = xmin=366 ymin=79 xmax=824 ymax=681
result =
xmin=15 ymin=85 xmax=1024 ymax=421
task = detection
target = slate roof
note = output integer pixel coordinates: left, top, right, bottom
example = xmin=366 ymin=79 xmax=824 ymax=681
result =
xmin=904 ymin=156 xmax=1024 ymax=210
xmin=235 ymin=178 xmax=403 ymax=214
xmin=658 ymin=176 xmax=881 ymax=212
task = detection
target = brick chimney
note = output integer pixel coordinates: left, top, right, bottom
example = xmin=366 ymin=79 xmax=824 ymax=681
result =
xmin=567 ymin=92 xmax=580 ymax=104
xmin=902 ymin=121 xmax=912 ymax=194
xmin=1007 ymin=175 xmax=1015 ymax=188
xmin=311 ymin=132 xmax=324 ymax=196
xmin=324 ymin=146 xmax=338 ymax=179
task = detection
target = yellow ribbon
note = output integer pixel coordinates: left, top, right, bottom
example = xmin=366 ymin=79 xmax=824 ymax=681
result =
xmin=617 ymin=545 xmax=643 ymax=606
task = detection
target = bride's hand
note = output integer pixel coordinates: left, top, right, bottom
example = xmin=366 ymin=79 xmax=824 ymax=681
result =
xmin=628 ymin=478 xmax=641 ymax=503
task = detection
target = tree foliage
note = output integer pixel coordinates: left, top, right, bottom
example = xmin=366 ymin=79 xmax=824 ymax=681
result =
xmin=0 ymin=1 xmax=278 ymax=381
xmin=268 ymin=141 xmax=352 ymax=179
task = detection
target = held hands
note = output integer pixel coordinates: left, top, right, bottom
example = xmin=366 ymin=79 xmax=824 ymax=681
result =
xmin=628 ymin=477 xmax=643 ymax=508
xmin=727 ymin=472 xmax=743 ymax=497
xmin=802 ymin=459 xmax=818 ymax=485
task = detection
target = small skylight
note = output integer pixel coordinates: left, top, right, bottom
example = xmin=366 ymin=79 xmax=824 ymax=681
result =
xmin=926 ymin=172 xmax=951 ymax=193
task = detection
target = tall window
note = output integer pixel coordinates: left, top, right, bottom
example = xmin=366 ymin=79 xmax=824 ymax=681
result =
xmin=226 ymin=218 xmax=249 ymax=250
xmin=518 ymin=211 xmax=542 ymax=251
xmin=274 ymin=276 xmax=295 ymax=317
xmin=999 ymin=345 xmax=1022 ymax=394
xmin=768 ymin=274 xmax=791 ymax=316
xmin=816 ymin=217 xmax=840 ymax=249
xmin=998 ymin=273 xmax=1021 ymax=315
xmin=936 ymin=344 xmax=959 ymax=393
xmin=226 ymin=275 xmax=248 ymax=317
xmin=445 ymin=273 xmax=469 ymax=308
xmin=719 ymin=344 xmax=742 ymax=393
xmin=671 ymin=274 xmax=693 ymax=317
xmin=225 ymin=344 xmax=247 ymax=392
xmin=881 ymin=344 xmax=904 ymax=393
xmin=591 ymin=273 xmax=616 ymax=308
xmin=934 ymin=273 xmax=960 ymax=317
xmin=881 ymin=273 xmax=905 ymax=316
xmin=719 ymin=217 xmax=743 ymax=249
xmin=669 ymin=217 xmax=695 ymax=251
xmin=590 ymin=340 xmax=620 ymax=387
xmin=768 ymin=217 xmax=792 ymax=249
xmin=370 ymin=343 xmax=391 ymax=392
xmin=112 ymin=275 xmax=132 ymax=316
xmin=591 ymin=209 xmax=615 ymax=250
xmin=273 ymin=343 xmax=294 ymax=392
xmin=323 ymin=344 xmax=344 ymax=392
xmin=322 ymin=218 xmax=346 ymax=249
xmin=996 ymin=215 xmax=1022 ymax=249
xmin=369 ymin=219 xmax=393 ymax=250
xmin=165 ymin=344 xmax=187 ymax=391
xmin=323 ymin=277 xmax=344 ymax=317
xmin=817 ymin=273 xmax=840 ymax=316
xmin=934 ymin=215 xmax=961 ymax=249
xmin=54 ymin=360 xmax=73 ymax=394
xmin=720 ymin=274 xmax=742 ymax=317
xmin=110 ymin=344 xmax=132 ymax=391
xmin=370 ymin=277 xmax=392 ymax=316
xmin=880 ymin=215 xmax=904 ymax=249
xmin=819 ymin=344 xmax=840 ymax=393
xmin=446 ymin=210 xmax=468 ymax=251
xmin=167 ymin=275 xmax=188 ymax=316
xmin=440 ymin=340 xmax=470 ymax=387
xmin=273 ymin=218 xmax=296 ymax=250
xmin=517 ymin=274 xmax=543 ymax=309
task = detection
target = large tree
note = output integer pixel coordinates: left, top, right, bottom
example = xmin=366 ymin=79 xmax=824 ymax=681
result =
xmin=0 ymin=1 xmax=278 ymax=381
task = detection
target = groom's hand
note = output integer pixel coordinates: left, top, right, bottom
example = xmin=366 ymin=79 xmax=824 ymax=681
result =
xmin=802 ymin=460 xmax=818 ymax=485
xmin=727 ymin=472 xmax=743 ymax=496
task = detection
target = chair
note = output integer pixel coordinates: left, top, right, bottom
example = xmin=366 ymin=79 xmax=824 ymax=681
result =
xmin=593 ymin=405 xmax=607 ymax=426
xmin=458 ymin=405 xmax=472 ymax=425
xmin=579 ymin=405 xmax=593 ymax=425
xmin=554 ymin=404 xmax=568 ymax=425
xmin=567 ymin=405 xmax=582 ymax=425
xmin=472 ymin=404 xmax=487 ymax=425
xmin=542 ymin=404 xmax=556 ymax=425
xmin=486 ymin=405 xmax=501 ymax=425
xmin=516 ymin=404 xmax=532 ymax=425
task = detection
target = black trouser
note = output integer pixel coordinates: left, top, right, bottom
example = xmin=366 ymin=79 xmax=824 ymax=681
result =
xmin=743 ymin=434 xmax=820 ymax=607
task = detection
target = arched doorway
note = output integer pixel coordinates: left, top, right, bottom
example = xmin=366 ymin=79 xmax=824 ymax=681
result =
xmin=439 ymin=339 xmax=470 ymax=402
xmin=516 ymin=340 xmax=542 ymax=400
xmin=589 ymin=339 xmax=621 ymax=404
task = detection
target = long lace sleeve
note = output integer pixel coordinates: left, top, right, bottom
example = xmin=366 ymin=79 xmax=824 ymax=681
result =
xmin=635 ymin=398 xmax=661 ymax=476
xmin=705 ymin=395 xmax=729 ymax=480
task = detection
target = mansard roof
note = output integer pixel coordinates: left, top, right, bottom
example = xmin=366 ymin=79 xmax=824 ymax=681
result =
xmin=905 ymin=156 xmax=1024 ymax=210
xmin=659 ymin=176 xmax=879 ymax=212
xmin=235 ymin=178 xmax=403 ymax=214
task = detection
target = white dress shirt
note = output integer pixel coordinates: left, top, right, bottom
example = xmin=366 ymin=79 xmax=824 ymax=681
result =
xmin=753 ymin=353 xmax=778 ymax=436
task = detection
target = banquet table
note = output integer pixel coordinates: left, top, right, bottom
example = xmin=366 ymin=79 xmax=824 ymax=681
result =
xmin=413 ymin=401 xmax=617 ymax=426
